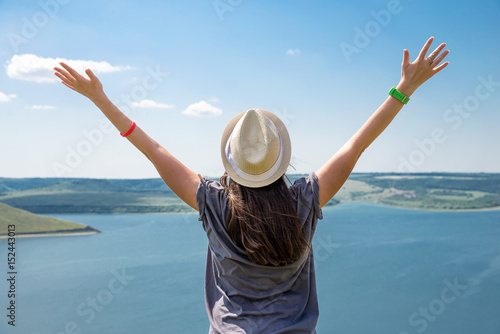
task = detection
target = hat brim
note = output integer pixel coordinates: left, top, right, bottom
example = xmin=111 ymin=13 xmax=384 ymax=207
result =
xmin=221 ymin=109 xmax=291 ymax=188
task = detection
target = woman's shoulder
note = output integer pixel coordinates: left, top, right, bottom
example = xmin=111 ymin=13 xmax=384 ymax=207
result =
xmin=290 ymin=172 xmax=322 ymax=220
xmin=196 ymin=175 xmax=229 ymax=216
xmin=198 ymin=175 xmax=224 ymax=190
xmin=290 ymin=172 xmax=319 ymax=193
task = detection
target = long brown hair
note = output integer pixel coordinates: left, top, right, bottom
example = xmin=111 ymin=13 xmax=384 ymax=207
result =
xmin=220 ymin=173 xmax=309 ymax=266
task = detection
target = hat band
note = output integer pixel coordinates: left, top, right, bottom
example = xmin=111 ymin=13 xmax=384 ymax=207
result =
xmin=225 ymin=133 xmax=284 ymax=183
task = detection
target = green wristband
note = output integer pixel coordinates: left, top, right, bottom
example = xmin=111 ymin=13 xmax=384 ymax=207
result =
xmin=389 ymin=87 xmax=410 ymax=104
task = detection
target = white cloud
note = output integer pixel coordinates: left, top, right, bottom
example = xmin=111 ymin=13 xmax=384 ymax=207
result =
xmin=286 ymin=49 xmax=301 ymax=55
xmin=131 ymin=99 xmax=175 ymax=109
xmin=0 ymin=91 xmax=16 ymax=102
xmin=5 ymin=54 xmax=133 ymax=83
xmin=25 ymin=105 xmax=56 ymax=110
xmin=182 ymin=100 xmax=222 ymax=117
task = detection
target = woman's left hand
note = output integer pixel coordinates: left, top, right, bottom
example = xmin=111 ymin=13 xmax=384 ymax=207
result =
xmin=397 ymin=36 xmax=450 ymax=96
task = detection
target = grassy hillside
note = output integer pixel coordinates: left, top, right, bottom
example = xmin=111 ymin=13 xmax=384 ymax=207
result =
xmin=342 ymin=173 xmax=500 ymax=210
xmin=0 ymin=202 xmax=99 ymax=236
xmin=0 ymin=177 xmax=192 ymax=214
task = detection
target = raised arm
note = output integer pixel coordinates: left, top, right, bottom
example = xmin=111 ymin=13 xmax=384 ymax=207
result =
xmin=54 ymin=63 xmax=200 ymax=210
xmin=317 ymin=37 xmax=449 ymax=208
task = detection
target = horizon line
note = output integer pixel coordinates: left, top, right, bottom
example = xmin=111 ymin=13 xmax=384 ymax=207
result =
xmin=1 ymin=171 xmax=500 ymax=180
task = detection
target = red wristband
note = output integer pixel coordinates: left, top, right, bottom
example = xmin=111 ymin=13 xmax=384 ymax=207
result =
xmin=120 ymin=122 xmax=136 ymax=137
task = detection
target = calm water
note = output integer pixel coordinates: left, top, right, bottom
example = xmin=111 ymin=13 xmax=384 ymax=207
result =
xmin=1 ymin=203 xmax=499 ymax=334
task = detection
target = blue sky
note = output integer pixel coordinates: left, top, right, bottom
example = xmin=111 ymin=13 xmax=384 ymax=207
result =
xmin=1 ymin=0 xmax=499 ymax=178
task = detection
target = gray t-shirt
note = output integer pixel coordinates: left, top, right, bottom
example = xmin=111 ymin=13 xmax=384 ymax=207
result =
xmin=197 ymin=172 xmax=323 ymax=334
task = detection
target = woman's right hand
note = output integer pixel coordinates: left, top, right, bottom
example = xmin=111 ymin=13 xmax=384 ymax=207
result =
xmin=53 ymin=62 xmax=106 ymax=103
xmin=397 ymin=36 xmax=449 ymax=97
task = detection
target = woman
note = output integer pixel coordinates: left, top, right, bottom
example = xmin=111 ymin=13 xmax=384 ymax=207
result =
xmin=54 ymin=37 xmax=449 ymax=333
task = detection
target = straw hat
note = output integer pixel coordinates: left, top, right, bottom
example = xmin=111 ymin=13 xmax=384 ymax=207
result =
xmin=221 ymin=109 xmax=291 ymax=188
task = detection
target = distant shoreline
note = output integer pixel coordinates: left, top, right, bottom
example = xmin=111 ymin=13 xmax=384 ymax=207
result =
xmin=39 ymin=202 xmax=500 ymax=215
xmin=442 ymin=206 xmax=500 ymax=212
xmin=378 ymin=203 xmax=500 ymax=213
xmin=323 ymin=202 xmax=500 ymax=212
xmin=0 ymin=230 xmax=99 ymax=239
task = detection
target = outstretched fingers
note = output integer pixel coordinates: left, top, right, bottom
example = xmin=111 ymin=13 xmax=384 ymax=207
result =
xmin=59 ymin=62 xmax=82 ymax=80
xmin=60 ymin=80 xmax=77 ymax=91
xmin=53 ymin=65 xmax=73 ymax=80
xmin=53 ymin=68 xmax=74 ymax=86
xmin=417 ymin=36 xmax=434 ymax=61
xmin=428 ymin=43 xmax=447 ymax=61
xmin=430 ymin=48 xmax=449 ymax=67
xmin=53 ymin=66 xmax=76 ymax=90
xmin=432 ymin=61 xmax=450 ymax=74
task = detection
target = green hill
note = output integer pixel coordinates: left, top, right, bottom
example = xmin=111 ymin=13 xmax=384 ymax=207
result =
xmin=0 ymin=177 xmax=189 ymax=214
xmin=340 ymin=173 xmax=500 ymax=210
xmin=0 ymin=203 xmax=100 ymax=236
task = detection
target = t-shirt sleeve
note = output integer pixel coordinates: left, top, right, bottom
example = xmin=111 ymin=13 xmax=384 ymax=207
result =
xmin=291 ymin=172 xmax=323 ymax=221
xmin=196 ymin=176 xmax=229 ymax=225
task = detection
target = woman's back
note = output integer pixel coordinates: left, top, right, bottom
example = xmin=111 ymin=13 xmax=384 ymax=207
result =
xmin=197 ymin=173 xmax=322 ymax=333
